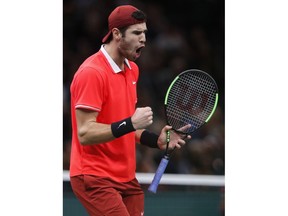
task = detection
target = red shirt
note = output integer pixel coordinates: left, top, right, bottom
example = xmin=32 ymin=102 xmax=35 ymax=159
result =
xmin=70 ymin=45 xmax=139 ymax=182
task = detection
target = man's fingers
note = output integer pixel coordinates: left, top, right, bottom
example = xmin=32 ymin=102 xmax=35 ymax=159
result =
xmin=178 ymin=124 xmax=191 ymax=132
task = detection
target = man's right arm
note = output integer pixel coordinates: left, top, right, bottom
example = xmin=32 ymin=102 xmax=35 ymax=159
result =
xmin=76 ymin=107 xmax=154 ymax=145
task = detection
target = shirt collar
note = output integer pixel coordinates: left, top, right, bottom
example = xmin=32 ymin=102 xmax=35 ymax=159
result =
xmin=100 ymin=45 xmax=131 ymax=73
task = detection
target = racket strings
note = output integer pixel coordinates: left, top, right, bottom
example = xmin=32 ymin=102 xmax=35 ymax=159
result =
xmin=166 ymin=71 xmax=217 ymax=134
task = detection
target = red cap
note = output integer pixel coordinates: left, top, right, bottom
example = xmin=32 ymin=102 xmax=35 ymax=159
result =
xmin=102 ymin=5 xmax=145 ymax=43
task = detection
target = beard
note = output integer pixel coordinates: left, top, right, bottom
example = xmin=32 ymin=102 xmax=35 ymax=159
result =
xmin=118 ymin=39 xmax=138 ymax=61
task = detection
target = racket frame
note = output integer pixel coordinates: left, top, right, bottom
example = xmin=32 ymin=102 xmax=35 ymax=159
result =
xmin=148 ymin=69 xmax=219 ymax=194
xmin=164 ymin=69 xmax=219 ymax=135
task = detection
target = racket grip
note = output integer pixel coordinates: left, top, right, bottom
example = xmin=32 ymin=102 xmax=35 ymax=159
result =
xmin=148 ymin=157 xmax=169 ymax=193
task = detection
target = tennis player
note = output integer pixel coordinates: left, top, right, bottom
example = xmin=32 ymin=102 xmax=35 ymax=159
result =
xmin=69 ymin=5 xmax=190 ymax=216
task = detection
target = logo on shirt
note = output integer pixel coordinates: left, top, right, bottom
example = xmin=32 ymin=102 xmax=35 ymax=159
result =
xmin=118 ymin=121 xmax=126 ymax=129
xmin=132 ymin=81 xmax=137 ymax=85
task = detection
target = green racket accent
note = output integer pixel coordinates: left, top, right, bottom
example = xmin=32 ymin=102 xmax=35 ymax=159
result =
xmin=148 ymin=69 xmax=219 ymax=194
xmin=205 ymin=93 xmax=219 ymax=123
xmin=166 ymin=130 xmax=170 ymax=143
xmin=164 ymin=77 xmax=179 ymax=105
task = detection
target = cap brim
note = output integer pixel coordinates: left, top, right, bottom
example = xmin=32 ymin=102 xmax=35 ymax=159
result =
xmin=102 ymin=30 xmax=112 ymax=43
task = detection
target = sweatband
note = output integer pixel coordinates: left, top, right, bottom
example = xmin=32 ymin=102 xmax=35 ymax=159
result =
xmin=140 ymin=130 xmax=159 ymax=148
xmin=111 ymin=117 xmax=135 ymax=138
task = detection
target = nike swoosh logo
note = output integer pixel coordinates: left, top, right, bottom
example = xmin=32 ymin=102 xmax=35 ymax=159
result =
xmin=132 ymin=81 xmax=136 ymax=85
xmin=117 ymin=121 xmax=126 ymax=129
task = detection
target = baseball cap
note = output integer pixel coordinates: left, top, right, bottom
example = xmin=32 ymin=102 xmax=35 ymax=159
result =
xmin=102 ymin=5 xmax=146 ymax=43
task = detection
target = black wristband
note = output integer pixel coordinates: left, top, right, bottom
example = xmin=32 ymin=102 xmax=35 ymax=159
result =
xmin=140 ymin=130 xmax=159 ymax=148
xmin=111 ymin=117 xmax=135 ymax=138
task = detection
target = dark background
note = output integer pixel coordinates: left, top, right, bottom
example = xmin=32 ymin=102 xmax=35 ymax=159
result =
xmin=63 ymin=0 xmax=225 ymax=177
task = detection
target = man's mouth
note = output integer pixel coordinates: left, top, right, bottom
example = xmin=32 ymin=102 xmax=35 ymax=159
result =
xmin=136 ymin=46 xmax=144 ymax=54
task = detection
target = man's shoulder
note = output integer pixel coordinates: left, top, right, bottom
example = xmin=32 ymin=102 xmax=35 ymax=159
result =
xmin=82 ymin=51 xmax=106 ymax=68
xmin=77 ymin=52 xmax=108 ymax=74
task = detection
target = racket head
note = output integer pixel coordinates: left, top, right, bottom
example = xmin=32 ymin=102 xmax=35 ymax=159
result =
xmin=164 ymin=69 xmax=219 ymax=135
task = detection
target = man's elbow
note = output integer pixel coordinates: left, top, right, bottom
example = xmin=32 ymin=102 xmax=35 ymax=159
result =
xmin=78 ymin=130 xmax=90 ymax=145
xmin=78 ymin=137 xmax=89 ymax=145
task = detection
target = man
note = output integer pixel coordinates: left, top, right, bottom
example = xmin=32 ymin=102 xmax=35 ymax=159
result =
xmin=69 ymin=5 xmax=190 ymax=215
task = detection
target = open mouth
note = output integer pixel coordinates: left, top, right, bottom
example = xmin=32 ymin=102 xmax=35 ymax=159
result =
xmin=136 ymin=46 xmax=144 ymax=54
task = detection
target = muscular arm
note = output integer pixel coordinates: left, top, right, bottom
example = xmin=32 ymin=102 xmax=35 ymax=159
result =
xmin=76 ymin=107 xmax=154 ymax=145
xmin=76 ymin=109 xmax=115 ymax=145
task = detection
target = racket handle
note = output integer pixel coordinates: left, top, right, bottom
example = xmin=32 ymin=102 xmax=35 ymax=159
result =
xmin=148 ymin=157 xmax=169 ymax=194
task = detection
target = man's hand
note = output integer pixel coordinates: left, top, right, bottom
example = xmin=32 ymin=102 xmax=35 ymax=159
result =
xmin=131 ymin=107 xmax=153 ymax=130
xmin=157 ymin=125 xmax=192 ymax=150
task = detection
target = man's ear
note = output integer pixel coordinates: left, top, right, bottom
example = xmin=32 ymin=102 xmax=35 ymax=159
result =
xmin=112 ymin=28 xmax=122 ymax=41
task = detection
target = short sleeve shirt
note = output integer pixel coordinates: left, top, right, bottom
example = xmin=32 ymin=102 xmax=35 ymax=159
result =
xmin=69 ymin=45 xmax=139 ymax=182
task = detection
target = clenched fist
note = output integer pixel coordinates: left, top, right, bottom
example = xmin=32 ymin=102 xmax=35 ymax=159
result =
xmin=131 ymin=107 xmax=153 ymax=130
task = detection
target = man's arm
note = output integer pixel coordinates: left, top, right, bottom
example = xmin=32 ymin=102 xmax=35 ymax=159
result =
xmin=76 ymin=107 xmax=153 ymax=145
xmin=76 ymin=109 xmax=114 ymax=145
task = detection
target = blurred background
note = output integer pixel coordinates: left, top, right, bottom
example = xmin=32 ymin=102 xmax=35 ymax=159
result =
xmin=63 ymin=0 xmax=225 ymax=215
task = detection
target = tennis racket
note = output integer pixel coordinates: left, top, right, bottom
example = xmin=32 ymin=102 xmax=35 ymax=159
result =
xmin=148 ymin=69 xmax=219 ymax=193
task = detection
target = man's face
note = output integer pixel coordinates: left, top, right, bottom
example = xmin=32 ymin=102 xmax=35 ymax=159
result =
xmin=118 ymin=23 xmax=147 ymax=61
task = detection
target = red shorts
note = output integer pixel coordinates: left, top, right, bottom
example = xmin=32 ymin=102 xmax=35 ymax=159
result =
xmin=70 ymin=175 xmax=144 ymax=216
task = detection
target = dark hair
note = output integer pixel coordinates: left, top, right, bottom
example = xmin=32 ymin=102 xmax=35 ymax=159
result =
xmin=131 ymin=10 xmax=147 ymax=22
